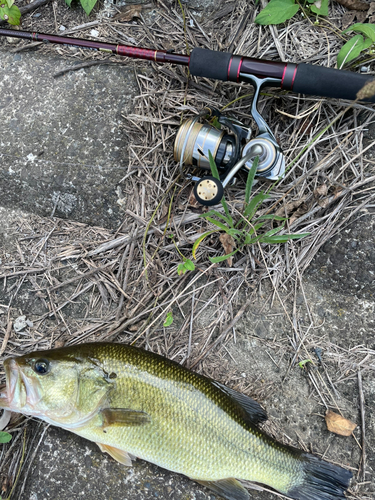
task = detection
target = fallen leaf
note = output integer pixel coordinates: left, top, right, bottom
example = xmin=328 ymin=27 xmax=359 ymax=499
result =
xmin=318 ymin=198 xmax=331 ymax=209
xmin=113 ymin=3 xmax=151 ymax=22
xmin=128 ymin=323 xmax=140 ymax=332
xmin=356 ymin=10 xmax=369 ymax=22
xmin=325 ymin=410 xmax=357 ymax=436
xmin=341 ymin=11 xmax=356 ymax=28
xmin=188 ymin=186 xmax=201 ymax=208
xmin=219 ymin=233 xmax=235 ymax=266
xmin=275 ymin=197 xmax=309 ymax=224
xmin=335 ymin=0 xmax=369 ymax=10
xmin=314 ymin=184 xmax=328 ymax=198
xmin=289 ymin=203 xmax=309 ymax=224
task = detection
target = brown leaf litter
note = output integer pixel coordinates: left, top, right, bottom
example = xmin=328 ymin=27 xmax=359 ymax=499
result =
xmin=325 ymin=410 xmax=357 ymax=436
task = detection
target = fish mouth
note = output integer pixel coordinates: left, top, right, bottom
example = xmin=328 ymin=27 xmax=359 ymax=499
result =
xmin=2 ymin=358 xmax=26 ymax=409
xmin=2 ymin=358 xmax=40 ymax=412
xmin=0 ymin=383 xmax=8 ymax=409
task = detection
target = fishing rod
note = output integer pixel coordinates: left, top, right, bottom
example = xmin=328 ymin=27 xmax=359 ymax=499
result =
xmin=0 ymin=27 xmax=374 ymax=205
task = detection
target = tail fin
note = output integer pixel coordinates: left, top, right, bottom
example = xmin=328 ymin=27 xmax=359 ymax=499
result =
xmin=288 ymin=453 xmax=352 ymax=500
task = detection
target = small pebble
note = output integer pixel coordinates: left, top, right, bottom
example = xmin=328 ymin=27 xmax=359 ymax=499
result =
xmin=6 ymin=37 xmax=20 ymax=44
xmin=90 ymin=29 xmax=99 ymax=37
xmin=59 ymin=25 xmax=66 ymax=31
xmin=14 ymin=316 xmax=27 ymax=332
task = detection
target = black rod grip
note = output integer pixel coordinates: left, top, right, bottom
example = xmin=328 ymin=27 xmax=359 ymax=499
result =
xmin=293 ymin=63 xmax=375 ymax=102
xmin=189 ymin=47 xmax=232 ymax=81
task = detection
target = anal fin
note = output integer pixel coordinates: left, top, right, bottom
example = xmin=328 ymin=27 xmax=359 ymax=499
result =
xmin=96 ymin=443 xmax=135 ymax=466
xmin=196 ymin=478 xmax=249 ymax=500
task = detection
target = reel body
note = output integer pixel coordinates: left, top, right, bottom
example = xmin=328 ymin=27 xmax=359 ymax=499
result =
xmin=173 ymin=75 xmax=286 ymax=206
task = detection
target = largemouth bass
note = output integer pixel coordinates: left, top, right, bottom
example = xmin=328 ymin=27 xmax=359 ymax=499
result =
xmin=0 ymin=342 xmax=351 ymax=500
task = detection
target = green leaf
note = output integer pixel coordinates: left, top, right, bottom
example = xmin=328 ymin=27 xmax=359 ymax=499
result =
xmin=79 ymin=0 xmax=97 ymax=15
xmin=200 ymin=210 xmax=231 ymax=225
xmin=255 ymin=0 xmax=300 ymax=26
xmin=298 ymin=359 xmax=312 ymax=369
xmin=337 ymin=34 xmax=372 ymax=68
xmin=260 ymin=235 xmax=294 ymax=244
xmin=207 ymin=150 xmax=233 ymax=226
xmin=163 ymin=312 xmax=173 ymax=327
xmin=177 ymin=262 xmax=185 ymax=275
xmin=220 ymin=196 xmax=233 ymax=226
xmin=244 ymin=156 xmax=259 ymax=205
xmin=208 ymin=150 xmax=220 ymax=180
xmin=0 ymin=3 xmax=21 ymax=25
xmin=0 ymin=431 xmax=12 ymax=444
xmin=259 ymin=224 xmax=285 ymax=240
xmin=243 ymin=193 xmax=269 ymax=219
xmin=260 ymin=232 xmax=309 ymax=244
xmin=211 ymin=117 xmax=221 ymax=130
xmin=254 ymin=214 xmax=287 ymax=221
xmin=209 ymin=248 xmax=239 ymax=263
xmin=205 ymin=217 xmax=230 ymax=232
xmin=5 ymin=0 xmax=14 ymax=7
xmin=227 ymin=228 xmax=246 ymax=237
xmin=246 ymin=221 xmax=267 ymax=238
xmin=183 ymin=259 xmax=195 ymax=271
xmin=177 ymin=258 xmax=195 ymax=275
xmin=310 ymin=0 xmax=328 ymax=16
xmin=65 ymin=0 xmax=73 ymax=6
xmin=192 ymin=230 xmax=217 ymax=259
xmin=343 ymin=23 xmax=375 ymax=43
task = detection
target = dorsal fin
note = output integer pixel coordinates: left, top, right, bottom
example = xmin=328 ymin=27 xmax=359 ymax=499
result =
xmin=212 ymin=381 xmax=267 ymax=425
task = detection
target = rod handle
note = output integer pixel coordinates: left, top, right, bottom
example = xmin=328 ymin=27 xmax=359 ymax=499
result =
xmin=189 ymin=47 xmax=232 ymax=81
xmin=293 ymin=63 xmax=375 ymax=102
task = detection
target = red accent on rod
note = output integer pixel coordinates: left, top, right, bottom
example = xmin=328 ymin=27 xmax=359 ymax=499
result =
xmin=236 ymin=58 xmax=243 ymax=83
xmin=227 ymin=58 xmax=233 ymax=81
xmin=290 ymin=66 xmax=298 ymax=90
xmin=116 ymin=45 xmax=156 ymax=60
xmin=115 ymin=45 xmax=189 ymax=65
xmin=281 ymin=66 xmax=287 ymax=87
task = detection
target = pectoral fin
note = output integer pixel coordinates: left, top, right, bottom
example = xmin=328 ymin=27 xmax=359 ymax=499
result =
xmin=97 ymin=443 xmax=135 ymax=466
xmin=100 ymin=408 xmax=151 ymax=429
xmin=196 ymin=478 xmax=249 ymax=500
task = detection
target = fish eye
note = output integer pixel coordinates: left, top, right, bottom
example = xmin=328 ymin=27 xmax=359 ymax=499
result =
xmin=33 ymin=359 xmax=50 ymax=375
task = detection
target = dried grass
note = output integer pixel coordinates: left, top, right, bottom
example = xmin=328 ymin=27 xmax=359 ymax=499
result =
xmin=0 ymin=1 xmax=374 ymax=498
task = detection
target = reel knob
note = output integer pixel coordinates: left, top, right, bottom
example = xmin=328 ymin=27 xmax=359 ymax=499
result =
xmin=242 ymin=138 xmax=277 ymax=175
xmin=193 ymin=176 xmax=224 ymax=206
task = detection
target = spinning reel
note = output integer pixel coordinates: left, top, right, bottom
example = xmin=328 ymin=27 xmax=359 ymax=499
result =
xmin=174 ymin=75 xmax=285 ymax=206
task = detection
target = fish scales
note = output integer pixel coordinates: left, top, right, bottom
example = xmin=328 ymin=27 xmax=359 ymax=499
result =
xmin=77 ymin=344 xmax=299 ymax=487
xmin=0 ymin=342 xmax=352 ymax=500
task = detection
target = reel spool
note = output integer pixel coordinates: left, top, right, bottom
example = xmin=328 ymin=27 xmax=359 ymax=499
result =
xmin=174 ymin=119 xmax=236 ymax=170
xmin=174 ymin=108 xmax=285 ymax=206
